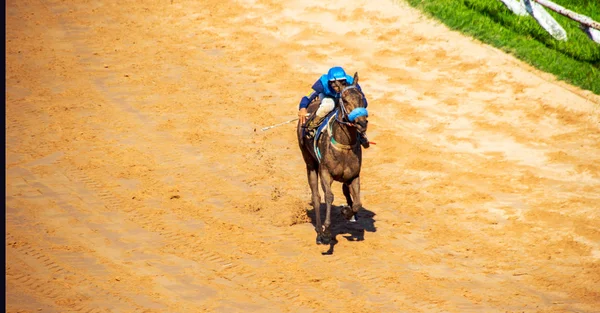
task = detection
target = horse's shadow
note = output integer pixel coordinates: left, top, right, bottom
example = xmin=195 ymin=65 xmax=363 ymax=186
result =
xmin=306 ymin=203 xmax=377 ymax=255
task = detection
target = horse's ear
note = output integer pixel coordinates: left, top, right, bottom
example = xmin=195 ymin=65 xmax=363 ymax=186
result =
xmin=353 ymin=72 xmax=359 ymax=86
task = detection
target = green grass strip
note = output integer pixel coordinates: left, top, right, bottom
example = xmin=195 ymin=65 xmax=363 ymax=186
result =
xmin=401 ymin=0 xmax=600 ymax=95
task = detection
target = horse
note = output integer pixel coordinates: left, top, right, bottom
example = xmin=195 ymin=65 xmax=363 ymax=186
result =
xmin=297 ymin=72 xmax=369 ymax=245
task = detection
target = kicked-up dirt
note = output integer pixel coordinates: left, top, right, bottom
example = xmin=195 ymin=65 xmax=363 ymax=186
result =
xmin=5 ymin=0 xmax=600 ymax=312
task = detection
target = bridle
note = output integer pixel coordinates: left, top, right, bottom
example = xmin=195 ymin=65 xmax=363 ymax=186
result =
xmin=335 ymin=85 xmax=366 ymax=128
xmin=322 ymin=84 xmax=369 ymax=152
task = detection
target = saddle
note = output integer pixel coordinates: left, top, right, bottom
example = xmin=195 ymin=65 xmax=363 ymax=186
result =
xmin=303 ymin=109 xmax=338 ymax=163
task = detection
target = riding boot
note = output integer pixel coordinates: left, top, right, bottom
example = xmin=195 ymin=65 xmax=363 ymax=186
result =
xmin=305 ymin=115 xmax=326 ymax=139
xmin=359 ymin=132 xmax=370 ymax=149
xmin=303 ymin=114 xmax=316 ymax=139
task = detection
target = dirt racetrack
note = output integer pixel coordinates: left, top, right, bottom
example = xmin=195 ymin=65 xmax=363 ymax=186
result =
xmin=5 ymin=0 xmax=600 ymax=312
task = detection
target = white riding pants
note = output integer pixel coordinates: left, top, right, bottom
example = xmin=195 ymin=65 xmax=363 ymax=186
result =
xmin=315 ymin=97 xmax=335 ymax=118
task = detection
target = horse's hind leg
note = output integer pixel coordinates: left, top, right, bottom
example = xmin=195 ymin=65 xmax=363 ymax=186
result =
xmin=341 ymin=183 xmax=355 ymax=221
xmin=318 ymin=169 xmax=334 ymax=245
xmin=347 ymin=177 xmax=362 ymax=222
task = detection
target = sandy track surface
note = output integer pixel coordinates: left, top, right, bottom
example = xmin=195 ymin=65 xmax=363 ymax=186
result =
xmin=6 ymin=0 xmax=600 ymax=312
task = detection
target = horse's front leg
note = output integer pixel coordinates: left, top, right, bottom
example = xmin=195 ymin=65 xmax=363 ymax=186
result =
xmin=341 ymin=183 xmax=355 ymax=221
xmin=347 ymin=176 xmax=362 ymax=222
xmin=318 ymin=168 xmax=334 ymax=245
xmin=306 ymin=166 xmax=322 ymax=243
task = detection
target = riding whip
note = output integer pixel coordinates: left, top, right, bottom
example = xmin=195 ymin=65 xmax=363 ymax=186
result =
xmin=261 ymin=114 xmax=310 ymax=132
xmin=261 ymin=118 xmax=299 ymax=131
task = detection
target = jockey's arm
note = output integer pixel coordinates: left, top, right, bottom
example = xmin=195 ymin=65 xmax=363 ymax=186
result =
xmin=299 ymin=91 xmax=318 ymax=109
xmin=298 ymin=79 xmax=326 ymax=109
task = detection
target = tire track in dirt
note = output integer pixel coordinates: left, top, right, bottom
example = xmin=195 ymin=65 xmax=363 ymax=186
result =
xmin=5 ymin=101 xmax=51 ymax=166
xmin=6 ymin=164 xmax=222 ymax=311
xmin=6 ymin=230 xmax=134 ymax=313
xmin=31 ymin=166 xmax=275 ymax=310
xmin=5 ymin=170 xmax=170 ymax=312
xmin=6 ymin=259 xmax=84 ymax=313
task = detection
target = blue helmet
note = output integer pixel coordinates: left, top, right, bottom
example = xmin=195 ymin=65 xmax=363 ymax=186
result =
xmin=327 ymin=66 xmax=347 ymax=81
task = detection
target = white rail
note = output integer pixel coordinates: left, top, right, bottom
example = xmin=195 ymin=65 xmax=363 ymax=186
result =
xmin=499 ymin=0 xmax=600 ymax=43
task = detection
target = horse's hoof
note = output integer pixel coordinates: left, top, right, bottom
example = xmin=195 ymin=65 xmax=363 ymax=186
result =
xmin=316 ymin=235 xmax=324 ymax=245
xmin=316 ymin=234 xmax=331 ymax=245
xmin=341 ymin=206 xmax=354 ymax=220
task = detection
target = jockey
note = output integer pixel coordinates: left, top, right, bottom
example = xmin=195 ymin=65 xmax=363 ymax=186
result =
xmin=298 ymin=66 xmax=370 ymax=148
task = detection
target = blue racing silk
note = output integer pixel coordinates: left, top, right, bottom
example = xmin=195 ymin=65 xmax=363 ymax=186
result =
xmin=298 ymin=76 xmax=368 ymax=109
xmin=318 ymin=74 xmax=354 ymax=97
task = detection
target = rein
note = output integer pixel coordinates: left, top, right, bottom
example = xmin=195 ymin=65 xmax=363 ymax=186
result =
xmin=328 ymin=115 xmax=354 ymax=150
xmin=335 ymin=86 xmax=359 ymax=127
xmin=329 ymin=85 xmax=367 ymax=150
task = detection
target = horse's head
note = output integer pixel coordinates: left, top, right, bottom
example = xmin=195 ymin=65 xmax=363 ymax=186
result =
xmin=331 ymin=72 xmax=368 ymax=134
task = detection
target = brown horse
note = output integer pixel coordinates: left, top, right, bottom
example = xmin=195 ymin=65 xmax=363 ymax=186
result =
xmin=297 ymin=72 xmax=369 ymax=245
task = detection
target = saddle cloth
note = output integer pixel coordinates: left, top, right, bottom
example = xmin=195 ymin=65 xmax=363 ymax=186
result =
xmin=312 ymin=109 xmax=338 ymax=163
